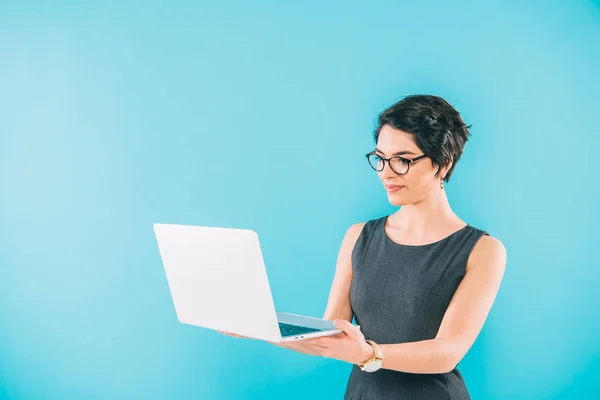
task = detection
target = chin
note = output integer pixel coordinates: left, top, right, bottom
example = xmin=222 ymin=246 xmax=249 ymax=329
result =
xmin=388 ymin=195 xmax=408 ymax=206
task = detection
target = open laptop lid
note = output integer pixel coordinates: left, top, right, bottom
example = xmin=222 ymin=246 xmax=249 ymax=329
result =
xmin=153 ymin=223 xmax=282 ymax=342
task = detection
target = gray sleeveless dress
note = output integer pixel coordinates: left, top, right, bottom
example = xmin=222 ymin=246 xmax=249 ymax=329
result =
xmin=345 ymin=215 xmax=490 ymax=400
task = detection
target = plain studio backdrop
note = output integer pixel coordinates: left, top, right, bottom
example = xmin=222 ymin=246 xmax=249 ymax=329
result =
xmin=1 ymin=1 xmax=599 ymax=399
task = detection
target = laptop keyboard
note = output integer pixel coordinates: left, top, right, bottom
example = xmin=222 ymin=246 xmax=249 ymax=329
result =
xmin=278 ymin=322 xmax=322 ymax=337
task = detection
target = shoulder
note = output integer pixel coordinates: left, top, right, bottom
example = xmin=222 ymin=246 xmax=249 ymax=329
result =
xmin=466 ymin=233 xmax=507 ymax=274
xmin=341 ymin=216 xmax=386 ymax=249
xmin=339 ymin=219 xmax=372 ymax=251
xmin=343 ymin=221 xmax=367 ymax=245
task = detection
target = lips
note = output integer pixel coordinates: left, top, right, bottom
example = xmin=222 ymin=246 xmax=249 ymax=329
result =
xmin=384 ymin=184 xmax=405 ymax=193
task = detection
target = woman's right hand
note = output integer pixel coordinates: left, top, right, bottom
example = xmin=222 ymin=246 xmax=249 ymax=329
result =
xmin=266 ymin=339 xmax=322 ymax=356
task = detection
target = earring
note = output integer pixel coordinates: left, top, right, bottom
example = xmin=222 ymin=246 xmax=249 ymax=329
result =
xmin=440 ymin=178 xmax=444 ymax=190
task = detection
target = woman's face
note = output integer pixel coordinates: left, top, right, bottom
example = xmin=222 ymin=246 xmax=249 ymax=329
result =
xmin=374 ymin=125 xmax=450 ymax=206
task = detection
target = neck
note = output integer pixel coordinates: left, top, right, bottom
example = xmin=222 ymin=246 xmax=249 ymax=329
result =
xmin=391 ymin=189 xmax=461 ymax=233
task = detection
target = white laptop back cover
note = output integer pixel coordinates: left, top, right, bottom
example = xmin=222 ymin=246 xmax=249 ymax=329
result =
xmin=154 ymin=223 xmax=282 ymax=342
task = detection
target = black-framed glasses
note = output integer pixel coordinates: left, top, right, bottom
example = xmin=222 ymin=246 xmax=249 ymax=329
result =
xmin=365 ymin=151 xmax=428 ymax=175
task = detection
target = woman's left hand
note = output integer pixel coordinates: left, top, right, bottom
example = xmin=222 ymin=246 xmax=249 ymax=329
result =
xmin=303 ymin=320 xmax=373 ymax=365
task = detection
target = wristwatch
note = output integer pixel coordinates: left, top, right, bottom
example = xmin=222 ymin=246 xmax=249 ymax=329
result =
xmin=359 ymin=340 xmax=384 ymax=372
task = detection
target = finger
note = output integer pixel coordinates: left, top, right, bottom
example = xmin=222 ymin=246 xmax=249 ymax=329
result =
xmin=306 ymin=342 xmax=328 ymax=350
xmin=333 ymin=320 xmax=360 ymax=339
xmin=303 ymin=337 xmax=327 ymax=344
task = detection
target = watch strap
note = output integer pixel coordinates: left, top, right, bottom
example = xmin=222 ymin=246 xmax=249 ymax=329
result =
xmin=360 ymin=340 xmax=383 ymax=370
xmin=366 ymin=340 xmax=383 ymax=360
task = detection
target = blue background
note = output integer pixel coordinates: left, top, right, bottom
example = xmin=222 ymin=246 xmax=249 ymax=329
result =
xmin=1 ymin=1 xmax=599 ymax=399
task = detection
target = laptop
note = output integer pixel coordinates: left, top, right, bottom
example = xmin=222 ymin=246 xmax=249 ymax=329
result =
xmin=153 ymin=223 xmax=356 ymax=342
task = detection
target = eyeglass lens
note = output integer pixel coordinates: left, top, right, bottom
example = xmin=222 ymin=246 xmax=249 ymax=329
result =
xmin=368 ymin=154 xmax=409 ymax=174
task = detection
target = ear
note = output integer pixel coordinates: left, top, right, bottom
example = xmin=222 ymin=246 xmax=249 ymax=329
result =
xmin=437 ymin=163 xmax=452 ymax=179
xmin=440 ymin=160 xmax=453 ymax=179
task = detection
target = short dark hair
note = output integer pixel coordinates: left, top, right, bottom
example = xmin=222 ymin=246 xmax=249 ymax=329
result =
xmin=373 ymin=94 xmax=472 ymax=183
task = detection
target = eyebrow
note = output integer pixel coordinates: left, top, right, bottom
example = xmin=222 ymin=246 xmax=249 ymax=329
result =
xmin=374 ymin=148 xmax=416 ymax=156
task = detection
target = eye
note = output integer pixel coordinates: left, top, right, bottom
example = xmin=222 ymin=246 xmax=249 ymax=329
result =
xmin=367 ymin=154 xmax=385 ymax=171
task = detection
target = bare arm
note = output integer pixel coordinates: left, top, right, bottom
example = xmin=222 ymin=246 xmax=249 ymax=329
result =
xmin=377 ymin=235 xmax=507 ymax=373
xmin=322 ymin=222 xmax=366 ymax=322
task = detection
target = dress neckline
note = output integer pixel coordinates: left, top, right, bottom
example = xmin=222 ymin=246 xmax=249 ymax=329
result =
xmin=382 ymin=215 xmax=471 ymax=248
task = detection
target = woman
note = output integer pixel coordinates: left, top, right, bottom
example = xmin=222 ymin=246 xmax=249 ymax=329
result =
xmin=219 ymin=94 xmax=507 ymax=399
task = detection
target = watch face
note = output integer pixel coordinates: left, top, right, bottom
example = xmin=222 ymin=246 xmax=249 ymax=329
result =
xmin=364 ymin=360 xmax=383 ymax=372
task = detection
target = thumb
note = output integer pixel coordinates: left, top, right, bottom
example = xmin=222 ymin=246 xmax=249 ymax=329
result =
xmin=334 ymin=319 xmax=361 ymax=339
